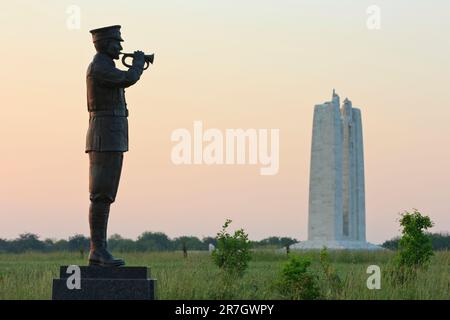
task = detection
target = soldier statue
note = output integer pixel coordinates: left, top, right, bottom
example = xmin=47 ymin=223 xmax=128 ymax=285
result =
xmin=86 ymin=25 xmax=146 ymax=266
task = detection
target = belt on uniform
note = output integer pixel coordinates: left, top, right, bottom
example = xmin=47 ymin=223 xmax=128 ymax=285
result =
xmin=89 ymin=109 xmax=129 ymax=117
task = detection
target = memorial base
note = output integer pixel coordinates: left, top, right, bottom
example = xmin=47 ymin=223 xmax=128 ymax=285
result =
xmin=52 ymin=266 xmax=156 ymax=300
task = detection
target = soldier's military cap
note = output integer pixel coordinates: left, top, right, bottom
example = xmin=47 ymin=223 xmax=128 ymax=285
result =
xmin=89 ymin=25 xmax=124 ymax=42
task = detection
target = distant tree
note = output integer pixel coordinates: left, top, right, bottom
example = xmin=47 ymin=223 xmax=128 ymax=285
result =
xmin=258 ymin=236 xmax=282 ymax=247
xmin=383 ymin=233 xmax=449 ymax=251
xmin=53 ymin=239 xmax=69 ymax=251
xmin=137 ymin=232 xmax=172 ymax=251
xmin=382 ymin=237 xmax=400 ymax=250
xmin=182 ymin=241 xmax=188 ymax=258
xmin=174 ymin=236 xmax=204 ymax=251
xmin=430 ymin=232 xmax=450 ymax=250
xmin=202 ymin=236 xmax=217 ymax=248
xmin=68 ymin=234 xmax=90 ymax=252
xmin=0 ymin=238 xmax=9 ymax=252
xmin=11 ymin=233 xmax=45 ymax=252
xmin=252 ymin=236 xmax=298 ymax=249
xmin=281 ymin=237 xmax=298 ymax=254
xmin=108 ymin=234 xmax=137 ymax=252
xmin=43 ymin=238 xmax=56 ymax=252
xmin=280 ymin=237 xmax=298 ymax=247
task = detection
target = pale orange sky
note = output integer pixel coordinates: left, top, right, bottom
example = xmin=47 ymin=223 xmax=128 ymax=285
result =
xmin=1 ymin=1 xmax=449 ymax=243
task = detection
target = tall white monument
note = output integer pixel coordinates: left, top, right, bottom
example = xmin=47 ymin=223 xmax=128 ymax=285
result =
xmin=293 ymin=90 xmax=381 ymax=250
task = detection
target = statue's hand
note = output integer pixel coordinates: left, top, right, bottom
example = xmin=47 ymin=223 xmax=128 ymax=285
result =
xmin=132 ymin=50 xmax=145 ymax=69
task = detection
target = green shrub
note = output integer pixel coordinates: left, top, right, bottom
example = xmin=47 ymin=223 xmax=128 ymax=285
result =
xmin=396 ymin=209 xmax=434 ymax=269
xmin=391 ymin=209 xmax=434 ymax=283
xmin=211 ymin=219 xmax=252 ymax=277
xmin=276 ymin=255 xmax=321 ymax=300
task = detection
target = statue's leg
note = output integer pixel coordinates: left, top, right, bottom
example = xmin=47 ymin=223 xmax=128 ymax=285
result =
xmin=88 ymin=151 xmax=124 ymax=267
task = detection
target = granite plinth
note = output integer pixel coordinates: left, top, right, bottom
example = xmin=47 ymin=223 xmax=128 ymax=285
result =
xmin=52 ymin=266 xmax=156 ymax=300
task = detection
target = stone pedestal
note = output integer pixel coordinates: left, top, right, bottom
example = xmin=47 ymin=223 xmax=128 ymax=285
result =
xmin=291 ymin=240 xmax=382 ymax=250
xmin=52 ymin=266 xmax=156 ymax=300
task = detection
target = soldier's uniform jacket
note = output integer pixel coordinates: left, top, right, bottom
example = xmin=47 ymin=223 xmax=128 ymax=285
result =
xmin=85 ymin=53 xmax=144 ymax=152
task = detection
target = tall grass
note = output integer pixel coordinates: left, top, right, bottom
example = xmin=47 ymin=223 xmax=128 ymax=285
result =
xmin=0 ymin=250 xmax=448 ymax=299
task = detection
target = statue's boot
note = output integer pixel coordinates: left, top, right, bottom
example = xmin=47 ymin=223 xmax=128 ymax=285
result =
xmin=88 ymin=202 xmax=125 ymax=267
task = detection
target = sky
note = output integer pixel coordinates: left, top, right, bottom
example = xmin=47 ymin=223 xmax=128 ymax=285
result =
xmin=1 ymin=0 xmax=449 ymax=244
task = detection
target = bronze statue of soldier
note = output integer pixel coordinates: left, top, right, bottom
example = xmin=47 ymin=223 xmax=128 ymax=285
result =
xmin=86 ymin=25 xmax=148 ymax=267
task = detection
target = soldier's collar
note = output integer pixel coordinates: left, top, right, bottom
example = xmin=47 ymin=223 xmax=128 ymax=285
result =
xmin=95 ymin=53 xmax=115 ymax=66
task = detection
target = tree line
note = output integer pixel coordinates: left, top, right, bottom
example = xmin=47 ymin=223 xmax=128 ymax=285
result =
xmin=381 ymin=232 xmax=450 ymax=251
xmin=0 ymin=231 xmax=448 ymax=253
xmin=0 ymin=232 xmax=298 ymax=253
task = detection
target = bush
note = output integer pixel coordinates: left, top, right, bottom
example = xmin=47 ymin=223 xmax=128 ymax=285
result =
xmin=276 ymin=255 xmax=321 ymax=300
xmin=390 ymin=209 xmax=434 ymax=284
xmin=396 ymin=209 xmax=434 ymax=269
xmin=211 ymin=219 xmax=252 ymax=277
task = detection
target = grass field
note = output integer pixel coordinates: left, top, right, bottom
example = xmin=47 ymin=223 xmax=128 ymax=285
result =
xmin=0 ymin=250 xmax=448 ymax=300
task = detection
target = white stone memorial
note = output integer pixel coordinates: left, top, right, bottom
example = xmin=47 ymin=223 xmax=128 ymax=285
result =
xmin=292 ymin=90 xmax=381 ymax=250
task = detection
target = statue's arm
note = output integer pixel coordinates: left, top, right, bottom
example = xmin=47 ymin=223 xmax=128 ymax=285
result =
xmin=93 ymin=61 xmax=144 ymax=88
